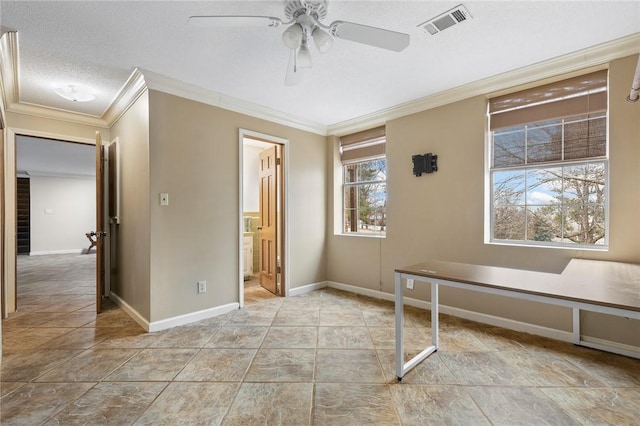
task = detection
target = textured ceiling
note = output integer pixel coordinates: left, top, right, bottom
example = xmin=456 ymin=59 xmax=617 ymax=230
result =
xmin=1 ymin=1 xmax=640 ymax=127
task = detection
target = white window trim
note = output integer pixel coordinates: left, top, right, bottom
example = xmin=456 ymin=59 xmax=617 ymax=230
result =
xmin=341 ymin=156 xmax=387 ymax=238
xmin=485 ymin=107 xmax=610 ymax=251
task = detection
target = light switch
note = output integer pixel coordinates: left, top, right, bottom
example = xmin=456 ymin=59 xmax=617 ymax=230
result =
xmin=44 ymin=208 xmax=53 ymax=214
xmin=160 ymin=193 xmax=169 ymax=206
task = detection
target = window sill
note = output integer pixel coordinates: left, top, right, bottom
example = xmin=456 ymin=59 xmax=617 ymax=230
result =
xmin=337 ymin=233 xmax=386 ymax=239
xmin=486 ymin=240 xmax=608 ymax=251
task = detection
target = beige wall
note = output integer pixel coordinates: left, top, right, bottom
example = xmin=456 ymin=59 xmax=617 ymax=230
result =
xmin=109 ymin=91 xmax=151 ymax=320
xmin=147 ymin=90 xmax=326 ymax=322
xmin=327 ymin=55 xmax=640 ymax=346
xmin=29 ymin=175 xmax=95 ymax=254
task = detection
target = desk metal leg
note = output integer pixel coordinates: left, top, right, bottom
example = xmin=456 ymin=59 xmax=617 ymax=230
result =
xmin=395 ymin=275 xmax=439 ymax=380
xmin=572 ymin=308 xmax=580 ymax=345
xmin=395 ymin=273 xmax=404 ymax=380
xmin=431 ymin=282 xmax=439 ymax=348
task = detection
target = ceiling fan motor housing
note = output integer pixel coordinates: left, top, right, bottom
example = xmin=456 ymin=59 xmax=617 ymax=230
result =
xmin=284 ymin=0 xmax=328 ymax=22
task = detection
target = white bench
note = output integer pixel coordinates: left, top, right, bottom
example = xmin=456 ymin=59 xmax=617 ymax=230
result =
xmin=394 ymin=259 xmax=640 ymax=380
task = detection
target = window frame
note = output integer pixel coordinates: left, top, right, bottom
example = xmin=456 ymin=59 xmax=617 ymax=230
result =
xmin=342 ymin=156 xmax=387 ymax=237
xmin=487 ymin=72 xmax=609 ymax=250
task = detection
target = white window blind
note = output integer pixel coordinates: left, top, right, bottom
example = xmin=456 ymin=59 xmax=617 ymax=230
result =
xmin=340 ymin=126 xmax=386 ymax=163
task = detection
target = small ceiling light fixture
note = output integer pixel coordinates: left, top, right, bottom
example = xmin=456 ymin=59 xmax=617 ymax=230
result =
xmin=53 ymin=84 xmax=95 ymax=102
xmin=282 ymin=23 xmax=303 ymax=49
xmin=297 ymin=38 xmax=313 ymax=68
xmin=312 ymin=27 xmax=333 ymax=53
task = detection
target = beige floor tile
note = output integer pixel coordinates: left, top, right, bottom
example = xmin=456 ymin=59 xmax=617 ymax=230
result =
xmin=361 ymin=309 xmax=397 ymax=327
xmin=368 ymin=326 xmax=429 ymax=350
xmin=104 ymin=348 xmax=197 ymax=381
xmin=223 ymin=382 xmax=313 ymax=425
xmin=314 ymin=383 xmax=400 ymax=425
xmin=319 ymin=310 xmax=365 ymax=326
xmin=0 ymin=382 xmax=26 ymax=398
xmin=148 ymin=326 xmax=219 ymax=349
xmin=38 ymin=312 xmax=98 ymax=328
xmin=0 ymin=349 xmax=82 ymax=382
xmin=134 ymin=382 xmax=240 ymax=425
xmin=35 ymin=348 xmax=139 ymax=382
xmin=261 ymin=326 xmax=318 ymax=348
xmin=440 ymin=351 xmax=534 ymax=386
xmin=44 ymin=327 xmax=120 ymax=350
xmin=83 ymin=309 xmax=142 ymax=328
xmin=272 ymin=309 xmax=319 ymax=326
xmin=315 ymin=349 xmax=386 ymax=383
xmin=318 ymin=326 xmax=374 ymax=349
xmin=225 ymin=309 xmax=277 ymax=326
xmin=540 ymin=387 xmax=640 ymax=425
xmin=561 ymin=349 xmax=640 ymax=387
xmin=0 ymin=382 xmax=95 ymax=425
xmin=499 ymin=350 xmax=608 ymax=387
xmin=44 ymin=382 xmax=167 ymax=425
xmin=466 ymin=386 xmax=579 ymax=425
xmin=175 ymin=348 xmax=256 ymax=381
xmin=92 ymin=328 xmax=163 ymax=349
xmin=378 ymin=349 xmax=457 ymax=384
xmin=2 ymin=312 xmax=66 ymax=328
xmin=278 ymin=296 xmax=322 ymax=311
xmin=391 ymin=384 xmax=489 ymax=425
xmin=245 ymin=348 xmax=315 ymax=382
xmin=2 ymin=327 xmax=72 ymax=350
xmin=204 ymin=326 xmax=268 ymax=348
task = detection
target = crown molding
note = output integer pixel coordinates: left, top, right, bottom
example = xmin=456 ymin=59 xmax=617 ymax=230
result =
xmin=7 ymin=101 xmax=108 ymax=127
xmin=0 ymin=31 xmax=19 ymax=107
xmin=139 ymin=68 xmax=328 ymax=136
xmin=102 ymin=68 xmax=148 ymax=126
xmin=327 ymin=33 xmax=640 ymax=136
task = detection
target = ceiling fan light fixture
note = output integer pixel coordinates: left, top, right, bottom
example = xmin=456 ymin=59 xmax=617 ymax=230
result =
xmin=312 ymin=27 xmax=333 ymax=53
xmin=282 ymin=23 xmax=303 ymax=49
xmin=297 ymin=43 xmax=312 ymax=68
xmin=53 ymin=84 xmax=95 ymax=102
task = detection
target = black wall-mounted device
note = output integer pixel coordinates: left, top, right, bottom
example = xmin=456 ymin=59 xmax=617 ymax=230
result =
xmin=412 ymin=153 xmax=438 ymax=176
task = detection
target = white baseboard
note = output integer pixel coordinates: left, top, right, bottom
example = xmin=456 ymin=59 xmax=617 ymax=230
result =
xmin=289 ymin=281 xmax=327 ymax=296
xmin=328 ymin=281 xmax=568 ymax=340
xmin=110 ymin=291 xmax=239 ymax=333
xmin=109 ymin=292 xmax=151 ymax=331
xmin=147 ymin=302 xmax=239 ymax=333
xmin=29 ymin=249 xmax=85 ymax=256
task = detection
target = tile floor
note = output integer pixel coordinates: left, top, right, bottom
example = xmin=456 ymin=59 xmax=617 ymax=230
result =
xmin=2 ymin=254 xmax=640 ymax=425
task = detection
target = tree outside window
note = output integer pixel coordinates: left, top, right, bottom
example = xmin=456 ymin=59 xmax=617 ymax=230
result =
xmin=344 ymin=158 xmax=386 ymax=235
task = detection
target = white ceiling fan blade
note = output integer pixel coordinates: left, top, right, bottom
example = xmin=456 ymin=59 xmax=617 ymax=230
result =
xmin=285 ymin=49 xmax=303 ymax=86
xmin=188 ymin=16 xmax=283 ymax=28
xmin=330 ymin=21 xmax=410 ymax=52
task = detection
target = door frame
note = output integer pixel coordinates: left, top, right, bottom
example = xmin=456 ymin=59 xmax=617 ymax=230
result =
xmin=3 ymin=127 xmax=99 ymax=314
xmin=238 ymin=128 xmax=289 ymax=308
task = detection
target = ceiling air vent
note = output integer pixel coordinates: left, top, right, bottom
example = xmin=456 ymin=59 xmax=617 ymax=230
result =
xmin=418 ymin=4 xmax=472 ymax=36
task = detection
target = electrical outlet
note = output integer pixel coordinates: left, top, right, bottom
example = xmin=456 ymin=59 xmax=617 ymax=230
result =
xmin=197 ymin=280 xmax=206 ymax=294
xmin=407 ymin=278 xmax=414 ymax=290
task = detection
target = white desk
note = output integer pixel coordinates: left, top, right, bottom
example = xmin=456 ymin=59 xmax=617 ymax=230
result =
xmin=394 ymin=259 xmax=640 ymax=380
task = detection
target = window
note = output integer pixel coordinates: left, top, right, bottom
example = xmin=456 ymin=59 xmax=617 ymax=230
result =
xmin=340 ymin=126 xmax=386 ymax=236
xmin=488 ymin=70 xmax=608 ymax=248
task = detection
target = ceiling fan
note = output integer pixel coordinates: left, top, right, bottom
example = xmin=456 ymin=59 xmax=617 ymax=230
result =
xmin=189 ymin=0 xmax=410 ymax=85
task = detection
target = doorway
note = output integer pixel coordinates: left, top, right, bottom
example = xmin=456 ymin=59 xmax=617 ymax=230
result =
xmin=2 ymin=130 xmax=102 ymax=316
xmin=239 ymin=129 xmax=289 ymax=308
xmin=15 ymin=136 xmax=96 ymax=309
